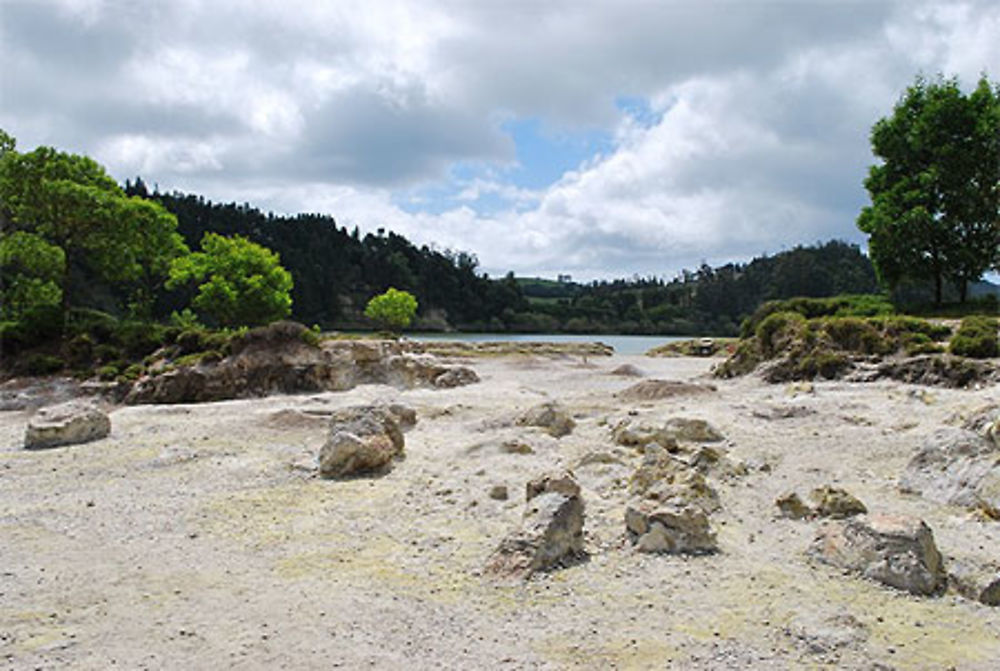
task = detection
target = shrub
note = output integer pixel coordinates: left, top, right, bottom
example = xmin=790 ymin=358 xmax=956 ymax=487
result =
xmin=96 ymin=364 xmax=119 ymax=381
xmin=364 ymin=288 xmax=418 ymax=333
xmin=24 ymin=353 xmax=64 ymax=375
xmin=756 ymin=311 xmax=806 ymax=355
xmin=949 ymin=316 xmax=999 ymax=358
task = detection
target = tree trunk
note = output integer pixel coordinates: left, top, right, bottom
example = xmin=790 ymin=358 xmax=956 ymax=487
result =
xmin=934 ymin=273 xmax=942 ymax=305
xmin=959 ymin=279 xmax=968 ymax=303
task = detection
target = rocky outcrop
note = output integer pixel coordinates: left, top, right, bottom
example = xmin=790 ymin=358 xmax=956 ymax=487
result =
xmin=809 ymin=514 xmax=946 ymax=596
xmin=485 ymin=472 xmax=585 ymax=578
xmin=615 ymin=379 xmax=717 ymax=402
xmin=515 ymin=401 xmax=576 ymax=438
xmin=872 ymin=355 xmax=998 ymax=388
xmin=900 ymin=418 xmax=1000 ymax=518
xmin=24 ymin=400 xmax=111 ymax=450
xmin=611 ymin=416 xmax=724 ymax=451
xmin=125 ymin=331 xmax=479 ymax=404
xmin=318 ymin=404 xmax=415 ymax=478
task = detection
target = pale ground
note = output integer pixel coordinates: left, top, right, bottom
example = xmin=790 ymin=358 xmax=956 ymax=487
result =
xmin=1 ymin=353 xmax=999 ymax=670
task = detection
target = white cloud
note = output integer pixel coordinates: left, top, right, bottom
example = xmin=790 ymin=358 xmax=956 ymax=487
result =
xmin=3 ymin=0 xmax=999 ymax=279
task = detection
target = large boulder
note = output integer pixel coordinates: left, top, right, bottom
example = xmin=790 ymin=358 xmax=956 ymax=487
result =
xmin=485 ymin=472 xmax=585 ymax=578
xmin=318 ymin=404 xmax=414 ymax=478
xmin=515 ymin=401 xmax=575 ymax=438
xmin=899 ymin=426 xmax=1000 ymax=518
xmin=624 ymin=500 xmax=718 ymax=554
xmin=24 ymin=400 xmax=111 ymax=450
xmin=809 ymin=514 xmax=947 ymax=596
xmin=125 ymin=326 xmax=479 ymax=404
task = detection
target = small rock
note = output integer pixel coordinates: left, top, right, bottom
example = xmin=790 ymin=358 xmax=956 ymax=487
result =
xmin=24 ymin=401 xmax=111 ymax=450
xmin=809 ymin=485 xmax=868 ymax=519
xmin=488 ymin=485 xmax=509 ymax=501
xmin=809 ymin=513 xmax=946 ymax=596
xmin=625 ymin=500 xmax=718 ymax=554
xmin=948 ymin=560 xmax=1000 ymax=606
xmin=526 ymin=471 xmax=581 ymax=501
xmin=515 ymin=402 xmax=576 ymax=438
xmin=660 ymin=418 xmax=725 ymax=443
xmin=776 ymin=492 xmax=813 ymax=519
xmin=318 ymin=404 xmax=413 ymax=478
xmin=609 ymin=364 xmax=644 ymax=377
xmin=616 ymin=379 xmax=716 ymax=402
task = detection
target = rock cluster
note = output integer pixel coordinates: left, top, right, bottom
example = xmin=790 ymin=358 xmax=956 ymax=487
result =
xmin=24 ymin=400 xmax=111 ymax=450
xmin=776 ymin=486 xmax=867 ymax=519
xmin=318 ymin=404 xmax=415 ymax=478
xmin=126 ymin=336 xmax=478 ymax=405
xmin=485 ymin=472 xmax=585 ymax=578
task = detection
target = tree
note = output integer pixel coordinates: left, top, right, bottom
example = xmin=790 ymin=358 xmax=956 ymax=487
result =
xmin=857 ymin=75 xmax=1000 ymax=304
xmin=0 ymin=231 xmax=65 ymax=320
xmin=167 ymin=233 xmax=293 ymax=327
xmin=0 ymin=138 xmax=188 ymax=314
xmin=364 ymin=287 xmax=418 ymax=333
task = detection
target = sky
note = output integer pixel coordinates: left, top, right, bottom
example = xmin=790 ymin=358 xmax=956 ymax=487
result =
xmin=2 ymin=0 xmax=999 ymax=280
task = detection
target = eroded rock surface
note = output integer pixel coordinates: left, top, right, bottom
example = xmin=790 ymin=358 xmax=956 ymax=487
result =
xmin=809 ymin=514 xmax=946 ymax=596
xmin=126 ymin=331 xmax=478 ymax=404
xmin=948 ymin=559 xmax=1000 ymax=606
xmin=515 ymin=401 xmax=575 ymax=438
xmin=624 ymin=500 xmax=718 ymax=554
xmin=809 ymin=486 xmax=868 ymax=519
xmin=485 ymin=472 xmax=585 ymax=578
xmin=615 ymin=379 xmax=716 ymax=402
xmin=24 ymin=400 xmax=111 ymax=450
xmin=318 ymin=404 xmax=415 ymax=478
xmin=900 ymin=422 xmax=1000 ymax=518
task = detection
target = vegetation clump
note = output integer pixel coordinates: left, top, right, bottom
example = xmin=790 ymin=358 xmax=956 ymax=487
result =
xmin=949 ymin=316 xmax=999 ymax=359
xmin=364 ymin=288 xmax=418 ymax=334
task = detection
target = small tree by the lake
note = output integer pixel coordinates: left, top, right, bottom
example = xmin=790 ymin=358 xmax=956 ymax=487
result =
xmin=364 ymin=288 xmax=418 ymax=335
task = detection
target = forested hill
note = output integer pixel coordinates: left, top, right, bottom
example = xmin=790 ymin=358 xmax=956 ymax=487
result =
xmin=128 ymin=182 xmax=527 ymax=330
xmin=128 ymin=180 xmax=879 ymax=335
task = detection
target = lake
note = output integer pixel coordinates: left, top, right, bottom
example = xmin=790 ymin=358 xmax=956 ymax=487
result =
xmin=407 ymin=333 xmax=690 ymax=356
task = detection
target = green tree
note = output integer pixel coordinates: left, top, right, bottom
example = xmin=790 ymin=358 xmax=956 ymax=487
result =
xmin=364 ymin=287 xmax=418 ymax=333
xmin=167 ymin=233 xmax=293 ymax=327
xmin=0 ymin=139 xmax=188 ymax=314
xmin=0 ymin=231 xmax=65 ymax=320
xmin=857 ymin=75 xmax=1000 ymax=304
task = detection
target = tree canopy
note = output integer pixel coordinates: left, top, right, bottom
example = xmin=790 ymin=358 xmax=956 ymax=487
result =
xmin=364 ymin=288 xmax=418 ymax=333
xmin=167 ymin=232 xmax=293 ymax=328
xmin=857 ymin=75 xmax=1000 ymax=303
xmin=0 ymin=135 xmax=188 ymax=317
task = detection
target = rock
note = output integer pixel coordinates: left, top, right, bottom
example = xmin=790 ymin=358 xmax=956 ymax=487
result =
xmin=630 ymin=445 xmax=721 ymax=513
xmin=485 ymin=472 xmax=585 ymax=578
xmin=318 ymin=404 xmax=414 ymax=478
xmin=685 ymin=445 xmax=747 ymax=479
xmin=625 ymin=500 xmax=718 ymax=554
xmin=488 ymin=484 xmax=509 ymax=501
xmin=752 ymin=404 xmax=816 ymax=420
xmin=125 ymin=330 xmax=478 ymax=404
xmin=948 ymin=560 xmax=1000 ymax=606
xmin=786 ymin=612 xmax=869 ymax=655
xmin=660 ymin=418 xmax=725 ymax=443
xmin=525 ymin=471 xmax=581 ymax=501
xmin=776 ymin=492 xmax=813 ymax=519
xmin=24 ymin=401 xmax=111 ymax=450
xmin=515 ymin=401 xmax=575 ymax=438
xmin=499 ymin=439 xmax=534 ymax=455
xmin=616 ymin=379 xmax=716 ymax=402
xmin=874 ymin=354 xmax=998 ymax=389
xmin=809 ymin=514 xmax=946 ymax=596
xmin=962 ymin=403 xmax=1000 ymax=447
xmin=611 ymin=420 xmax=680 ymax=451
xmin=609 ymin=364 xmax=644 ymax=377
xmin=899 ymin=427 xmax=1000 ymax=518
xmin=809 ymin=486 xmax=867 ymax=519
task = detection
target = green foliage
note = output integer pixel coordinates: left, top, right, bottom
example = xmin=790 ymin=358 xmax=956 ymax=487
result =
xmin=364 ymin=288 xmax=418 ymax=333
xmin=23 ymin=353 xmax=64 ymax=376
xmin=949 ymin=316 xmax=999 ymax=358
xmin=857 ymin=75 xmax=1000 ymax=303
xmin=741 ymin=294 xmax=894 ymax=338
xmin=0 ymin=140 xmax=188 ymax=316
xmin=0 ymin=231 xmax=66 ymax=321
xmin=168 ymin=233 xmax=293 ymax=328
xmin=756 ymin=311 xmax=807 ymax=355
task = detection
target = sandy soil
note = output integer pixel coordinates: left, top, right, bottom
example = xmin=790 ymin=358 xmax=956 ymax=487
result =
xmin=2 ymin=353 xmax=999 ymax=670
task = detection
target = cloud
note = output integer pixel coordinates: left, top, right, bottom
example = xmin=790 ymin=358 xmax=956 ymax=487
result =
xmin=2 ymin=0 xmax=998 ymax=279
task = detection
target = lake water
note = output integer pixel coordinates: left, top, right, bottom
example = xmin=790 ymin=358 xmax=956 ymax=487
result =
xmin=408 ymin=332 xmax=690 ymax=356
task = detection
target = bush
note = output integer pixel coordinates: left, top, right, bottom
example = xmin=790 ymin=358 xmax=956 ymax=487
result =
xmin=96 ymin=364 xmax=119 ymax=381
xmin=949 ymin=316 xmax=999 ymax=358
xmin=740 ymin=294 xmax=893 ymax=338
xmin=364 ymin=288 xmax=418 ymax=333
xmin=23 ymin=353 xmax=64 ymax=375
xmin=756 ymin=311 xmax=806 ymax=355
